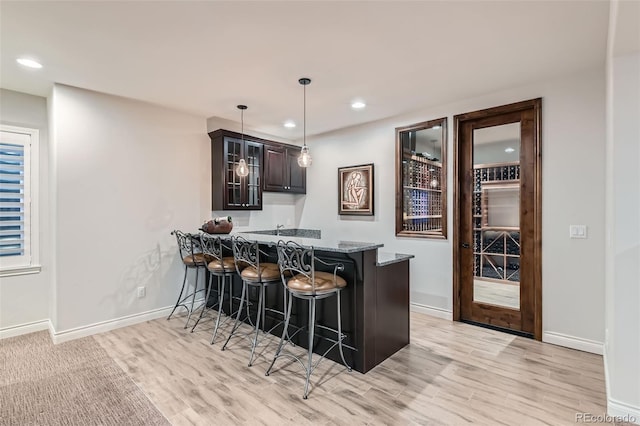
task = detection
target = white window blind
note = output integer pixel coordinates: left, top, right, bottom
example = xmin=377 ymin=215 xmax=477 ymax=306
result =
xmin=0 ymin=127 xmax=36 ymax=272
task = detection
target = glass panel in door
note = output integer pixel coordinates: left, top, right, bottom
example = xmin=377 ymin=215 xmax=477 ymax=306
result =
xmin=226 ymin=139 xmax=242 ymax=207
xmin=246 ymin=143 xmax=261 ymax=207
xmin=472 ymin=123 xmax=521 ymax=310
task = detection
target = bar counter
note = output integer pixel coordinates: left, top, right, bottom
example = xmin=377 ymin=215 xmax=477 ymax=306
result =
xmin=213 ymin=228 xmax=413 ymax=373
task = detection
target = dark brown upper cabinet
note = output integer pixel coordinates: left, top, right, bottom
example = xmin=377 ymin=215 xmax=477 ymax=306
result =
xmin=209 ymin=129 xmax=263 ymax=210
xmin=395 ymin=117 xmax=448 ymax=239
xmin=263 ymin=143 xmax=306 ymax=194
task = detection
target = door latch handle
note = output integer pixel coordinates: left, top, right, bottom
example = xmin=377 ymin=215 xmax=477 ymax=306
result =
xmin=461 ymin=243 xmax=470 ymax=249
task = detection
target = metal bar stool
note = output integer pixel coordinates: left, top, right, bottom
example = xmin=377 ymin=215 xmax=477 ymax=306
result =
xmin=191 ymin=234 xmax=241 ymax=344
xmin=266 ymin=240 xmax=352 ymax=399
xmin=167 ymin=230 xmax=208 ymax=329
xmin=221 ymin=235 xmax=286 ymax=367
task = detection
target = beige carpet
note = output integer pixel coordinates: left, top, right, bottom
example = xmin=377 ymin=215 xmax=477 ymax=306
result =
xmin=0 ymin=331 xmax=169 ymax=426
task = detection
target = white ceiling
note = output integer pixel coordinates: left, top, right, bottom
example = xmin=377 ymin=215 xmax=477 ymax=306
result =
xmin=0 ymin=1 xmax=610 ymax=140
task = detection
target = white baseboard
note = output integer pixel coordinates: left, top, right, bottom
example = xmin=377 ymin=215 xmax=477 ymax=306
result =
xmin=0 ymin=298 xmax=205 ymax=344
xmin=410 ymin=303 xmax=453 ymax=320
xmin=542 ymin=331 xmax=603 ymax=355
xmin=608 ymin=398 xmax=640 ymax=423
xmin=0 ymin=319 xmax=51 ymax=340
xmin=50 ymin=305 xmax=176 ymax=344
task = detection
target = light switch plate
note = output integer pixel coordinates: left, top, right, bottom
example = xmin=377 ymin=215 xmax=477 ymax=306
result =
xmin=569 ymin=225 xmax=587 ymax=239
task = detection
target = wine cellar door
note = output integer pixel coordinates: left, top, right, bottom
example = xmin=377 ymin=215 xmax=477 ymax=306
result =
xmin=454 ymin=99 xmax=541 ymax=340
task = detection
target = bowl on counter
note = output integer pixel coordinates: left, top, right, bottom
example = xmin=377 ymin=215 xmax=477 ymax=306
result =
xmin=201 ymin=220 xmax=233 ymax=234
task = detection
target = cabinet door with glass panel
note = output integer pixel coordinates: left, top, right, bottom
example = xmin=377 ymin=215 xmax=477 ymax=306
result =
xmin=210 ymin=129 xmax=263 ymax=210
xmin=395 ymin=118 xmax=447 ymax=239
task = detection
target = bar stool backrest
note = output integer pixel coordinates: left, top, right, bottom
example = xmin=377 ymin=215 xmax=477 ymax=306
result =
xmin=276 ymin=240 xmax=316 ymax=293
xmin=200 ymin=233 xmax=232 ymax=273
xmin=172 ymin=230 xmax=204 ymax=266
xmin=231 ymin=235 xmax=264 ymax=277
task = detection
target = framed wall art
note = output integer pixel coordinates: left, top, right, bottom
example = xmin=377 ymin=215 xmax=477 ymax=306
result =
xmin=338 ymin=163 xmax=374 ymax=216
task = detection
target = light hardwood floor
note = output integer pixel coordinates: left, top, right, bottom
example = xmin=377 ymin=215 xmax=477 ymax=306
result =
xmin=94 ymin=311 xmax=610 ymax=425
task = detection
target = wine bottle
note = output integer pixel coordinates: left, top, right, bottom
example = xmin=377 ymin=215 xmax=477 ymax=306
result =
xmin=213 ymin=216 xmax=232 ymax=224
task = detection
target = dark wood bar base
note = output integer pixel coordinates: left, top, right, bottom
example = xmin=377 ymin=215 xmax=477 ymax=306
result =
xmin=210 ymin=245 xmax=410 ymax=373
xmin=374 ymin=258 xmax=410 ymax=367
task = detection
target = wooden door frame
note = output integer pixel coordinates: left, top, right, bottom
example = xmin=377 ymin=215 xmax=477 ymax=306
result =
xmin=452 ymin=98 xmax=542 ymax=340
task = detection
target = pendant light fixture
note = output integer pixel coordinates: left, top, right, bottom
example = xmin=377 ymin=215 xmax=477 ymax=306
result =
xmin=235 ymin=105 xmax=249 ymax=177
xmin=297 ymin=78 xmax=312 ymax=167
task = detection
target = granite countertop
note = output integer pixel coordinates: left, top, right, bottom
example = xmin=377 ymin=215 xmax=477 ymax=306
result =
xmin=218 ymin=229 xmax=384 ymax=254
xmin=203 ymin=228 xmax=418 ymax=260
xmin=376 ymin=252 xmax=415 ymax=266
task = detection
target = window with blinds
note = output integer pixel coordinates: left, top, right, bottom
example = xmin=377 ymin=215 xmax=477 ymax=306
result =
xmin=0 ymin=127 xmax=37 ymax=273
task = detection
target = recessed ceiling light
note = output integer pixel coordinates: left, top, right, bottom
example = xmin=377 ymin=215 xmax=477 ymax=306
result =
xmin=505 ymin=147 xmax=515 ymax=153
xmin=283 ymin=121 xmax=296 ymax=128
xmin=351 ymin=101 xmax=366 ymax=110
xmin=432 ymin=125 xmax=441 ymax=130
xmin=16 ymin=58 xmax=42 ymax=69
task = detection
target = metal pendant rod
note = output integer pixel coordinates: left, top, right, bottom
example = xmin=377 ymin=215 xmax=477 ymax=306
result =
xmin=298 ymin=78 xmax=311 ymax=147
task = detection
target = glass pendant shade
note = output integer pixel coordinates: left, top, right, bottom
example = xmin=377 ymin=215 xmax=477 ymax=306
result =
xmin=297 ymin=145 xmax=312 ymax=167
xmin=236 ymin=158 xmax=249 ymax=177
xmin=297 ymin=77 xmax=312 ymax=168
xmin=236 ymin=104 xmax=249 ymax=177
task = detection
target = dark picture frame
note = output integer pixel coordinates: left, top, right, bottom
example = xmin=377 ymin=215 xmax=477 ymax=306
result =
xmin=338 ymin=163 xmax=374 ymax=216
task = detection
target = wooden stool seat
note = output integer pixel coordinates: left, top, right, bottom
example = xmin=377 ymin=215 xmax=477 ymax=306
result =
xmin=207 ymin=256 xmax=236 ymax=273
xmin=287 ymin=271 xmax=347 ymax=294
xmin=240 ymin=262 xmax=281 ymax=282
xmin=182 ymin=253 xmax=212 ymax=267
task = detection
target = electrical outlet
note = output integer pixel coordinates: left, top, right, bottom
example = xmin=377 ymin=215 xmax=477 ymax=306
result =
xmin=137 ymin=286 xmax=146 ymax=298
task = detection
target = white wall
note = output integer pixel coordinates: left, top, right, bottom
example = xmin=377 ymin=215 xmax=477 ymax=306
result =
xmin=604 ymin=0 xmax=640 ymax=418
xmin=605 ymin=34 xmax=640 ymax=426
xmin=540 ymin=68 xmax=606 ymax=348
xmin=215 ymin=192 xmax=305 ymax=232
xmin=607 ymin=49 xmax=640 ymax=419
xmin=298 ymin=67 xmax=606 ymax=345
xmin=50 ymin=84 xmax=210 ymax=333
xmin=0 ymin=89 xmax=50 ymax=332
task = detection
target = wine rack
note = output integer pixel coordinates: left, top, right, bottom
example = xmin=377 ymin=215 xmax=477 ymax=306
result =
xmin=473 ymin=162 xmax=520 ymax=283
xmin=402 ymin=154 xmax=442 ymax=232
